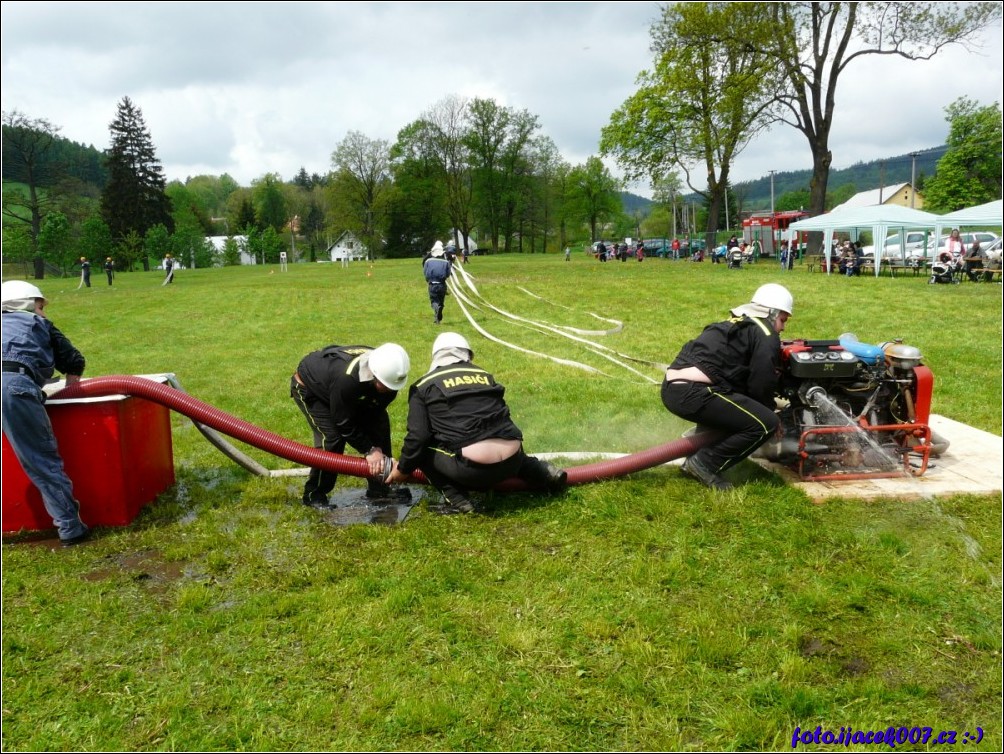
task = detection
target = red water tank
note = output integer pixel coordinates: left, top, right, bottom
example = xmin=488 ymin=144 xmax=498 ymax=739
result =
xmin=2 ymin=386 xmax=175 ymax=533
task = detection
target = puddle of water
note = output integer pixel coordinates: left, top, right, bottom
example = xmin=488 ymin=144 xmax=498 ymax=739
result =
xmin=314 ymin=486 xmax=425 ymax=526
xmin=3 ymin=532 xmax=65 ymax=550
xmin=81 ymin=549 xmax=186 ymax=589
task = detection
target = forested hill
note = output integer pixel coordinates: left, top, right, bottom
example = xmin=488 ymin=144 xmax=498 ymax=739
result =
xmin=737 ymin=145 xmax=947 ymax=210
xmin=1 ymin=128 xmax=108 ymax=188
xmin=622 ymin=145 xmax=947 ymax=212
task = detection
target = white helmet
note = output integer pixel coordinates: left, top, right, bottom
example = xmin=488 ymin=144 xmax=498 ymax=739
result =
xmin=368 ymin=343 xmax=410 ymax=391
xmin=1 ymin=280 xmax=46 ymax=304
xmin=432 ymin=331 xmax=471 ymax=356
xmin=430 ymin=240 xmax=445 ymax=258
xmin=751 ymin=283 xmax=793 ymax=316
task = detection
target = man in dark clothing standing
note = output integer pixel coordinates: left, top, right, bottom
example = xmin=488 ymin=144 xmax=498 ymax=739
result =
xmin=79 ymin=257 xmax=91 ymax=288
xmin=290 ymin=343 xmax=410 ymax=507
xmin=2 ymin=281 xmax=91 ymax=545
xmin=386 ymin=332 xmax=567 ymax=513
xmin=104 ymin=257 xmax=115 ymax=285
xmin=423 ymin=240 xmax=452 ymax=325
xmin=661 ymin=284 xmax=792 ymax=490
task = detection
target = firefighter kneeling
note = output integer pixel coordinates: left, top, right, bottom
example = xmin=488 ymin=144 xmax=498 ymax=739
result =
xmin=386 ymin=332 xmax=567 ymax=513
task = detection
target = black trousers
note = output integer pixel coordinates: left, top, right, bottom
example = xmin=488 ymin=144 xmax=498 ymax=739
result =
xmin=428 ymin=281 xmax=447 ymax=322
xmin=417 ymin=446 xmax=554 ymax=503
xmin=290 ymin=376 xmax=390 ymax=502
xmin=661 ymin=380 xmax=779 ymax=474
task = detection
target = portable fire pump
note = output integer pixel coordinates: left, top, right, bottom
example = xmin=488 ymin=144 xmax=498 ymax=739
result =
xmin=753 ymin=334 xmax=948 ymax=481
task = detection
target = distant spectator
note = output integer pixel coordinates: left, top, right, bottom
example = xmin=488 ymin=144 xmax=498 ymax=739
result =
xmin=965 ymin=241 xmax=985 ymax=282
xmin=945 ymin=229 xmax=965 ymax=262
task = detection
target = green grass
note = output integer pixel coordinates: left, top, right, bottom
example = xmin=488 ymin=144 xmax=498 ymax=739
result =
xmin=3 ymin=256 xmax=1001 ymax=751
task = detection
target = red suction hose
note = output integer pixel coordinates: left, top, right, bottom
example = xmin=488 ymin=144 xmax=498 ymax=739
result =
xmin=52 ymin=376 xmax=715 ymax=490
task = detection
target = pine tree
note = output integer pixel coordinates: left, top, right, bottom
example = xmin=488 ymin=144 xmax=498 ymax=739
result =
xmin=100 ymin=96 xmax=174 ymax=245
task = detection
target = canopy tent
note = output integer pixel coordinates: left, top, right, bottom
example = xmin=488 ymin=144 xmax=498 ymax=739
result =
xmin=933 ymin=200 xmax=1003 ymax=253
xmin=787 ymin=205 xmax=940 ymax=276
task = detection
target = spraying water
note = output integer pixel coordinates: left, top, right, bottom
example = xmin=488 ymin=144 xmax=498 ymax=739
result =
xmin=803 ymin=386 xmax=905 ymax=475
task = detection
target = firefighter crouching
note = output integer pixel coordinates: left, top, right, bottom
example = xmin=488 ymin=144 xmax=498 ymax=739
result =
xmin=386 ymin=332 xmax=567 ymax=513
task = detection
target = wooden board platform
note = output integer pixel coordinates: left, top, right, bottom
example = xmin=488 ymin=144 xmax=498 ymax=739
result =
xmin=750 ymin=414 xmax=1003 ymax=502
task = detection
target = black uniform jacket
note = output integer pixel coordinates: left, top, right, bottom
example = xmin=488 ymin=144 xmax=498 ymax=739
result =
xmin=397 ymin=361 xmax=523 ymax=475
xmin=668 ymin=315 xmax=782 ymax=406
xmin=296 ymin=345 xmax=395 ymax=453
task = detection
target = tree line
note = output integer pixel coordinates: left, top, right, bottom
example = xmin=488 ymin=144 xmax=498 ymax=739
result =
xmin=2 ymin=94 xmax=634 ymax=278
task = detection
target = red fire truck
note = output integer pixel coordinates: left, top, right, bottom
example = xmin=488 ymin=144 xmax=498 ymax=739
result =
xmin=742 ymin=210 xmax=809 ymax=257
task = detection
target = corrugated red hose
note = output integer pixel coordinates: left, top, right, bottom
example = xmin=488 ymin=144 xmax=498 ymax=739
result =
xmin=53 ymin=376 xmax=713 ymax=491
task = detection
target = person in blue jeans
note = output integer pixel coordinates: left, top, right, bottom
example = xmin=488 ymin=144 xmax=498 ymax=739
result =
xmin=2 ymin=280 xmax=90 ymax=546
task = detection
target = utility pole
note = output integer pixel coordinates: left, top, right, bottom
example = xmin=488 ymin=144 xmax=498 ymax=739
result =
xmin=769 ymin=170 xmax=776 ymax=215
xmin=671 ymin=189 xmax=677 ymax=240
xmin=908 ymin=152 xmax=919 ymax=208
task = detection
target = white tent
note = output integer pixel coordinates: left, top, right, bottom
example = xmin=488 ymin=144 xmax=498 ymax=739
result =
xmin=787 ymin=205 xmax=940 ymax=276
xmin=933 ymin=200 xmax=1003 ymax=252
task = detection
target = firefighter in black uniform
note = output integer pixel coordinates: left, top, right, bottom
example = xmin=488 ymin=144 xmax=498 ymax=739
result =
xmin=661 ymin=283 xmax=793 ymax=490
xmin=423 ymin=240 xmax=453 ymax=324
xmin=386 ymin=332 xmax=567 ymax=513
xmin=291 ymin=343 xmax=410 ymax=507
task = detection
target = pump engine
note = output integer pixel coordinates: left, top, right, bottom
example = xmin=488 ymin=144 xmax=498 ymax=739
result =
xmin=754 ymin=334 xmax=947 ymax=481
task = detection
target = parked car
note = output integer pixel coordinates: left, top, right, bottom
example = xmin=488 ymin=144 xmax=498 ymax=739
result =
xmin=860 ymin=231 xmax=932 ymax=258
xmin=642 ymin=238 xmax=670 ymax=257
xmin=936 ymin=231 xmax=999 ymax=255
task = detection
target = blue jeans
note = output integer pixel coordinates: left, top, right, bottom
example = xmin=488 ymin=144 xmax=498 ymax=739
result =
xmin=2 ymin=373 xmax=88 ymax=540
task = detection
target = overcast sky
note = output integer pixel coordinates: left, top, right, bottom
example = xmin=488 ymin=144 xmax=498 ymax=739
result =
xmin=2 ymin=1 xmax=1001 ymax=198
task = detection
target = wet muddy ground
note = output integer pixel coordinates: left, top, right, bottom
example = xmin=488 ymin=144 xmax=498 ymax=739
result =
xmin=311 ymin=486 xmax=426 ymax=526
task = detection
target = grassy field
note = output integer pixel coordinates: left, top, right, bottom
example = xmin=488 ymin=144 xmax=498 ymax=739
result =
xmin=2 ymin=255 xmax=1001 ymax=751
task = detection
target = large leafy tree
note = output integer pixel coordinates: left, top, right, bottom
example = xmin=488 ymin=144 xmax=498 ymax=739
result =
xmin=2 ymin=109 xmax=62 ymax=249
xmin=466 ymin=99 xmax=540 ymax=253
xmin=183 ymin=173 xmax=240 ymax=232
xmin=546 ymin=154 xmax=576 ymax=251
xmin=601 ymin=2 xmax=780 ymax=247
xmin=386 ymin=121 xmax=450 ymax=258
xmin=36 ymin=211 xmax=73 ymax=273
xmin=2 ymin=224 xmax=37 ymax=276
xmin=142 ymin=224 xmax=172 ymax=272
xmin=412 ymin=96 xmax=476 ymax=254
xmin=78 ymin=217 xmax=115 ymax=269
xmin=567 ymin=157 xmax=622 ymax=242
xmin=758 ymin=1 xmax=1001 ymax=217
xmin=329 ymin=131 xmax=392 ymax=259
xmin=523 ymin=135 xmax=568 ymax=253
xmin=252 ymin=174 xmax=288 ymax=232
xmin=100 ymin=96 xmax=174 ymax=254
xmin=300 ymin=198 xmax=327 ymax=262
xmin=922 ymin=97 xmax=1003 ymax=212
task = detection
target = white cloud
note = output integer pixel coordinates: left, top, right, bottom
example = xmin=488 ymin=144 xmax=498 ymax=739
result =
xmin=3 ymin=1 xmax=1000 ymax=197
